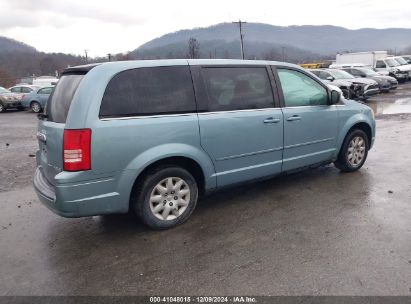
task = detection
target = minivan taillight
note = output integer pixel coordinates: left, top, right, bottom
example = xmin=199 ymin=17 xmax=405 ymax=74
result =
xmin=63 ymin=129 xmax=91 ymax=171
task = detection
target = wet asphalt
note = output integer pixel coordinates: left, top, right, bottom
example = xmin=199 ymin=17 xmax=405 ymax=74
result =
xmin=0 ymin=83 xmax=411 ymax=296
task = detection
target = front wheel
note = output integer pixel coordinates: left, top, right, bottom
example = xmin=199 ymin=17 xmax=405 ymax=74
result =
xmin=334 ymin=129 xmax=369 ymax=172
xmin=132 ymin=166 xmax=198 ymax=230
xmin=31 ymin=101 xmax=42 ymax=113
xmin=0 ymin=102 xmax=5 ymax=113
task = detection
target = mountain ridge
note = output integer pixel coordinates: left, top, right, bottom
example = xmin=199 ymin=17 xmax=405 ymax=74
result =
xmin=135 ymin=23 xmax=411 ymax=55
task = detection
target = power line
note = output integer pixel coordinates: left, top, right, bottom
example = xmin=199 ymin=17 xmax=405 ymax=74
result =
xmin=232 ymin=20 xmax=247 ymax=60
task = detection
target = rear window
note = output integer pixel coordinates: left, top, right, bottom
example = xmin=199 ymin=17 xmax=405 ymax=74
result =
xmin=99 ymin=66 xmax=196 ymax=118
xmin=45 ymin=74 xmax=84 ymax=123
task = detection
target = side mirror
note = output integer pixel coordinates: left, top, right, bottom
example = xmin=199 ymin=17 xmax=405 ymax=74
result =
xmin=326 ymin=76 xmax=334 ymax=82
xmin=330 ymin=90 xmax=341 ymax=105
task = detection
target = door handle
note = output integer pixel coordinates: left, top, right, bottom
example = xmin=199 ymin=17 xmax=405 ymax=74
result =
xmin=263 ymin=117 xmax=281 ymax=124
xmin=286 ymin=115 xmax=302 ymax=122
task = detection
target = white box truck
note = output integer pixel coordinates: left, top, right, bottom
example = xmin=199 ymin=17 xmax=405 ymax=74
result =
xmin=336 ymin=51 xmax=388 ymax=66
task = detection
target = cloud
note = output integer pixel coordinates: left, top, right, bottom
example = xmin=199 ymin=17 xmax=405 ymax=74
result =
xmin=2 ymin=0 xmax=145 ymax=29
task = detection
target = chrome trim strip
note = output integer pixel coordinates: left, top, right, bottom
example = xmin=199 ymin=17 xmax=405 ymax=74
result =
xmin=215 ymin=147 xmax=283 ymax=161
xmin=100 ymin=113 xmax=196 ymax=121
xmin=283 ymin=105 xmax=335 ymax=109
xmin=283 ymin=148 xmax=336 ymax=163
xmin=100 ymin=104 xmax=337 ymax=120
xmin=58 ymin=178 xmax=115 ymax=188
xmin=284 ymin=137 xmax=334 ymax=149
xmin=198 ymin=108 xmax=279 ymax=115
xmin=213 ymin=159 xmax=283 ymax=177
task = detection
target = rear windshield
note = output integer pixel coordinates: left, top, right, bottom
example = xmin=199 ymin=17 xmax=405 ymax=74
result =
xmin=45 ymin=74 xmax=84 ymax=123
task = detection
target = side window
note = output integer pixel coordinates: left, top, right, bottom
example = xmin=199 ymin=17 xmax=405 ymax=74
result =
xmin=39 ymin=87 xmax=53 ymax=94
xmin=10 ymin=87 xmax=21 ymax=93
xmin=376 ymin=61 xmax=386 ymax=68
xmin=310 ymin=70 xmax=320 ymax=77
xmin=100 ymin=66 xmax=196 ymax=117
xmin=201 ymin=67 xmax=274 ymax=111
xmin=21 ymin=87 xmax=32 ymax=93
xmin=277 ymin=69 xmax=328 ymax=107
xmin=318 ymin=71 xmax=330 ymax=80
xmin=351 ymin=69 xmax=363 ymax=77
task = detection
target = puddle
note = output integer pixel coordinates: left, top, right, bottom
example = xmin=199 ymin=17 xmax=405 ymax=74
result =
xmin=368 ymin=97 xmax=411 ymax=115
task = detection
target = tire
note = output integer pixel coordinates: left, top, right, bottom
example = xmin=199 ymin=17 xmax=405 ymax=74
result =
xmin=132 ymin=165 xmax=198 ymax=230
xmin=0 ymin=102 xmax=5 ymax=113
xmin=17 ymin=106 xmax=24 ymax=111
xmin=334 ymin=129 xmax=369 ymax=172
xmin=30 ymin=101 xmax=42 ymax=113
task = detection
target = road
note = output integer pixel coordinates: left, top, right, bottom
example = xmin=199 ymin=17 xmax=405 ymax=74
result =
xmin=1 ymin=83 xmax=411 ymax=295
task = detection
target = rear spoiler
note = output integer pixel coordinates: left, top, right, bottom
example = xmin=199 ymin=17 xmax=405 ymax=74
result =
xmin=62 ymin=63 xmax=100 ymax=75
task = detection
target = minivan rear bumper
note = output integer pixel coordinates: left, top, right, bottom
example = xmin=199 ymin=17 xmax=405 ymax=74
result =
xmin=33 ymin=166 xmax=129 ymax=217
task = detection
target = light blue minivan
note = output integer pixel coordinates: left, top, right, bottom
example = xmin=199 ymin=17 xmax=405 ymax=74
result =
xmin=34 ymin=59 xmax=375 ymax=229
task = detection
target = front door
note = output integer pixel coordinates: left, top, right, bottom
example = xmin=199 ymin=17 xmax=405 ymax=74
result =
xmin=274 ymin=67 xmax=339 ymax=171
xmin=195 ymin=66 xmax=284 ymax=187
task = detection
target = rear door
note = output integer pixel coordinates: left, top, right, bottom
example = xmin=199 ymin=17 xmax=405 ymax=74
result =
xmin=273 ymin=67 xmax=338 ymax=171
xmin=192 ymin=65 xmax=284 ymax=187
xmin=37 ymin=74 xmax=85 ymax=184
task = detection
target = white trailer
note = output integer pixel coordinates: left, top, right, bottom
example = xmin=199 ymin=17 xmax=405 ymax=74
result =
xmin=336 ymin=51 xmax=388 ymax=66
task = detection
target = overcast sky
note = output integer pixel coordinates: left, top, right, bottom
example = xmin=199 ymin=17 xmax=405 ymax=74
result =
xmin=0 ymin=0 xmax=410 ymax=57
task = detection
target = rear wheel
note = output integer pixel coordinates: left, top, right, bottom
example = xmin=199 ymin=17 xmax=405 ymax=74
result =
xmin=30 ymin=101 xmax=41 ymax=113
xmin=132 ymin=165 xmax=198 ymax=230
xmin=334 ymin=129 xmax=369 ymax=172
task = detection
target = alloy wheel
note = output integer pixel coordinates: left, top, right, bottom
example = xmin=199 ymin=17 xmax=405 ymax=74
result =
xmin=347 ymin=136 xmax=366 ymax=167
xmin=149 ymin=177 xmax=190 ymax=221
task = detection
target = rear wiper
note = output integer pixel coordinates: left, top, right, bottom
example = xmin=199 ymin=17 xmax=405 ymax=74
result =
xmin=37 ymin=113 xmax=48 ymax=120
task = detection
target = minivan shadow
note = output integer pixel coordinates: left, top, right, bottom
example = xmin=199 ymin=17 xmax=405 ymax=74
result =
xmin=50 ymin=164 xmax=356 ymax=237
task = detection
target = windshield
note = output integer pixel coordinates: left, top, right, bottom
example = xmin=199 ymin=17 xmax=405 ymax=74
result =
xmin=395 ymin=57 xmax=408 ymax=65
xmin=0 ymin=87 xmax=11 ymax=94
xmin=328 ymin=69 xmax=355 ymax=79
xmin=359 ymin=68 xmax=379 ymax=76
xmin=385 ymin=59 xmax=400 ymax=67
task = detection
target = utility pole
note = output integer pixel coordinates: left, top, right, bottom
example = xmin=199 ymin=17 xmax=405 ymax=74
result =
xmin=84 ymin=49 xmax=88 ymax=63
xmin=232 ymin=19 xmax=247 ymax=60
xmin=282 ymin=46 xmax=285 ymax=62
xmin=107 ymin=53 xmax=112 ymax=62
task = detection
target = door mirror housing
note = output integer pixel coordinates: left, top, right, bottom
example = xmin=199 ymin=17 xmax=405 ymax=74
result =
xmin=326 ymin=76 xmax=334 ymax=82
xmin=329 ymin=90 xmax=341 ymax=105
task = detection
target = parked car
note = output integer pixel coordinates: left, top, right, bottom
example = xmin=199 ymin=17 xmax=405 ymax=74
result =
xmin=390 ymin=56 xmax=411 ymax=71
xmin=335 ymin=51 xmax=409 ymax=81
xmin=21 ymin=86 xmax=54 ymax=113
xmin=0 ymin=86 xmax=23 ymax=112
xmin=310 ymin=68 xmax=379 ymax=100
xmin=375 ymin=58 xmax=410 ymax=82
xmin=8 ymin=84 xmax=41 ymax=100
xmin=309 ymin=69 xmax=356 ymax=99
xmin=402 ymin=55 xmax=411 ymax=64
xmin=341 ymin=67 xmax=397 ymax=92
xmin=329 ymin=63 xmax=371 ymax=69
xmin=33 ymin=60 xmax=375 ymax=229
